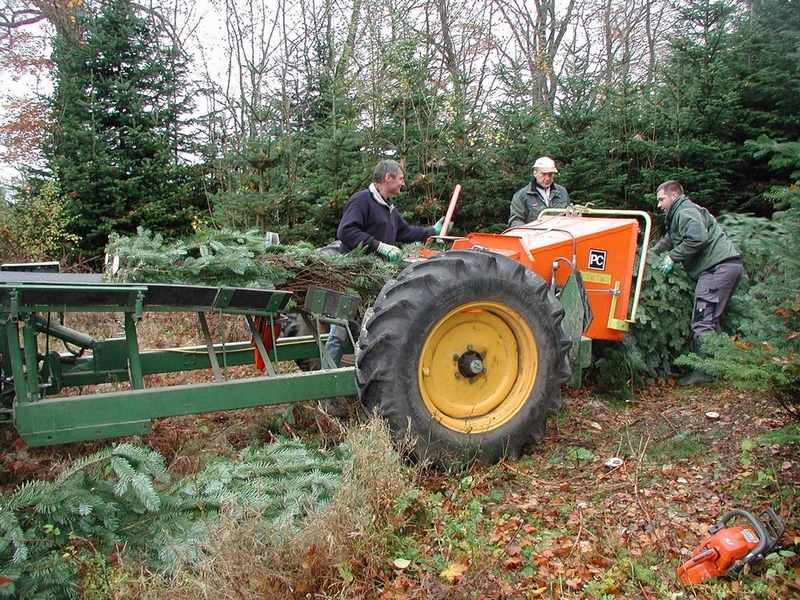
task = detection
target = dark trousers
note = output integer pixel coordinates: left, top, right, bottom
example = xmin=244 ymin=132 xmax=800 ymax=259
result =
xmin=691 ymin=259 xmax=744 ymax=337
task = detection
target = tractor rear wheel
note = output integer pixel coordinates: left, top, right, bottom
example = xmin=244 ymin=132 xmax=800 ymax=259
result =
xmin=355 ymin=250 xmax=572 ymax=468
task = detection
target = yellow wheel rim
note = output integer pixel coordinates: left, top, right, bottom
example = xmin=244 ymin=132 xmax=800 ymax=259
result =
xmin=418 ymin=301 xmax=538 ymax=433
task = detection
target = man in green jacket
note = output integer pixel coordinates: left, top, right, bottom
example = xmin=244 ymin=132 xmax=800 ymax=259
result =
xmin=651 ymin=180 xmax=743 ymax=385
xmin=508 ymin=156 xmax=571 ymax=227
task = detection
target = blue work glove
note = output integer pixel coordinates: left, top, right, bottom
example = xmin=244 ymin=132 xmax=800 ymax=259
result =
xmin=660 ymin=255 xmax=675 ymax=275
xmin=377 ymin=241 xmax=403 ymax=261
xmin=433 ymin=217 xmax=446 ymax=235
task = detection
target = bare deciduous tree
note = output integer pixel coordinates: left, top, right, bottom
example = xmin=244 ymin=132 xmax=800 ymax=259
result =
xmin=491 ymin=0 xmax=577 ymax=109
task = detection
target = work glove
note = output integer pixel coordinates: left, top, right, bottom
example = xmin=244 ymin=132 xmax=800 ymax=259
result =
xmin=660 ymin=255 xmax=675 ymax=275
xmin=377 ymin=241 xmax=403 ymax=261
xmin=433 ymin=217 xmax=446 ymax=235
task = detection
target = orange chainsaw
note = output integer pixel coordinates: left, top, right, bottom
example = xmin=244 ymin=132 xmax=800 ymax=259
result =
xmin=678 ymin=508 xmax=784 ymax=585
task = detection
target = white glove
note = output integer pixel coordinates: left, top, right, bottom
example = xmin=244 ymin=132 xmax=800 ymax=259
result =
xmin=377 ymin=241 xmax=403 ymax=261
xmin=661 ymin=255 xmax=675 ymax=275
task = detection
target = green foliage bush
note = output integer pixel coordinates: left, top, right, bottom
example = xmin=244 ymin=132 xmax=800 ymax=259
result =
xmin=678 ymin=190 xmax=800 ymax=414
xmin=0 ymin=180 xmax=78 ymax=263
xmin=0 ymin=441 xmax=349 ymax=598
xmin=589 ymin=205 xmax=794 ymax=394
xmin=588 ymin=206 xmax=778 ymax=390
xmin=590 ymin=260 xmax=695 ymax=393
xmin=667 ymin=140 xmax=800 ymax=415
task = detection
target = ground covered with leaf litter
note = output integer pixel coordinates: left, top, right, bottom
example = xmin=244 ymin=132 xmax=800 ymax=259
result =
xmin=1 ymin=380 xmax=799 ymax=599
xmin=373 ymin=384 xmax=800 ymax=600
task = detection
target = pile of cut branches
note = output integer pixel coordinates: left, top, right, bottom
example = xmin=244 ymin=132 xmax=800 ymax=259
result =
xmin=105 ymin=228 xmax=405 ymax=308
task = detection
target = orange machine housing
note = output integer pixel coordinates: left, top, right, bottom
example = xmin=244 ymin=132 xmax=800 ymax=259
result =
xmin=449 ymin=215 xmax=640 ymax=342
xmin=677 ymin=524 xmax=762 ymax=585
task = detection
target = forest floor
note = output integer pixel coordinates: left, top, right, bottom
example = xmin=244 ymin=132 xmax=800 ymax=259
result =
xmin=370 ymin=383 xmax=800 ymax=600
xmin=2 ymin=381 xmax=798 ymax=599
xmin=1 ymin=312 xmax=798 ymax=598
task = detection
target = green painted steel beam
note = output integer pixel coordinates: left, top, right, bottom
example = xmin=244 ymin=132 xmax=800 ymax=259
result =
xmin=54 ymin=336 xmax=332 ymax=388
xmin=15 ymin=367 xmax=357 ymax=447
xmin=0 ymin=281 xmax=293 ymax=318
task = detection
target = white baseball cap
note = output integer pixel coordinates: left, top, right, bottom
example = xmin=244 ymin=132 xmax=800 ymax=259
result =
xmin=533 ymin=156 xmax=558 ymax=173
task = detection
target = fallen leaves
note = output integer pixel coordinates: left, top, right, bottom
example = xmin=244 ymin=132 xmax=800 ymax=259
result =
xmin=439 ymin=561 xmax=469 ymax=581
xmin=381 ymin=387 xmax=799 ymax=599
xmin=2 ymin=365 xmax=797 ymax=599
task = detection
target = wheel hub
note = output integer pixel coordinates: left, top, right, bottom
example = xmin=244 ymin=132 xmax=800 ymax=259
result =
xmin=456 ymin=348 xmax=485 ymax=378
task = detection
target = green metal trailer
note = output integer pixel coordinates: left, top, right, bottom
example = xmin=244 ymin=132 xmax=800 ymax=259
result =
xmin=0 ymin=269 xmax=356 ymax=447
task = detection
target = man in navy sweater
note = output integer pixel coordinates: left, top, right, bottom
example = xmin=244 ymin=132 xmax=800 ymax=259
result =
xmin=337 ymin=159 xmax=442 ymax=259
xmin=325 ymin=160 xmax=444 ymax=369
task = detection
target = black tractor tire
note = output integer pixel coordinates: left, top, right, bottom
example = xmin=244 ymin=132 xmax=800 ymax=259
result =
xmin=355 ymin=249 xmax=572 ymax=468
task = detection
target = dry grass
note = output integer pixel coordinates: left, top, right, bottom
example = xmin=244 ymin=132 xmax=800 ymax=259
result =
xmin=116 ymin=417 xmax=412 ymax=600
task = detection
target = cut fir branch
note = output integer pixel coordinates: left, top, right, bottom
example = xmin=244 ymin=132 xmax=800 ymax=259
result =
xmin=105 ymin=226 xmax=402 ymax=307
xmin=0 ymin=439 xmax=351 ymax=599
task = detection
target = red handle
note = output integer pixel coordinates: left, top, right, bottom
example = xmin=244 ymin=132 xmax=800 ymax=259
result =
xmin=440 ymin=184 xmax=461 ymax=237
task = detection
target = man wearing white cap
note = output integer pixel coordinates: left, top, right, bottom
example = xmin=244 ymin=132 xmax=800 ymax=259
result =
xmin=508 ymin=156 xmax=571 ymax=227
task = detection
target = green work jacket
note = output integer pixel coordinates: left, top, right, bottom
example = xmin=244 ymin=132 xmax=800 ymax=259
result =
xmin=508 ymin=182 xmax=570 ymax=227
xmin=651 ymin=195 xmax=740 ymax=281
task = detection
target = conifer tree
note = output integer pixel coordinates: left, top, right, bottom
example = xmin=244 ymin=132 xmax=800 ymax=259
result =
xmin=652 ymin=0 xmax=799 ymax=215
xmin=48 ymin=0 xmax=198 ymax=263
xmin=651 ymin=0 xmax=746 ymax=213
xmin=732 ymin=0 xmax=800 ymax=162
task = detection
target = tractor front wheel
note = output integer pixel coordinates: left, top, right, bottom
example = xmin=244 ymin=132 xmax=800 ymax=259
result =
xmin=355 ymin=250 xmax=572 ymax=468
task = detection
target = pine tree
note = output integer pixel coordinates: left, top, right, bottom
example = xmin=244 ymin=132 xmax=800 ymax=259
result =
xmin=712 ymin=139 xmax=800 ymax=411
xmin=652 ymin=0 xmax=800 ymax=216
xmin=651 ymin=0 xmax=747 ymax=213
xmin=48 ymin=0 xmax=199 ymax=263
xmin=733 ymin=0 xmax=800 ymax=153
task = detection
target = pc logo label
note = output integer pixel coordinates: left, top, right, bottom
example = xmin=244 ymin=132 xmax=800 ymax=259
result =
xmin=588 ymin=249 xmax=607 ymax=271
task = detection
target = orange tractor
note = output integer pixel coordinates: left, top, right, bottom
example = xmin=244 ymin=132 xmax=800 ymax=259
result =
xmin=0 ymin=202 xmax=650 ymax=470
xmin=355 ymin=203 xmax=651 ymax=466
